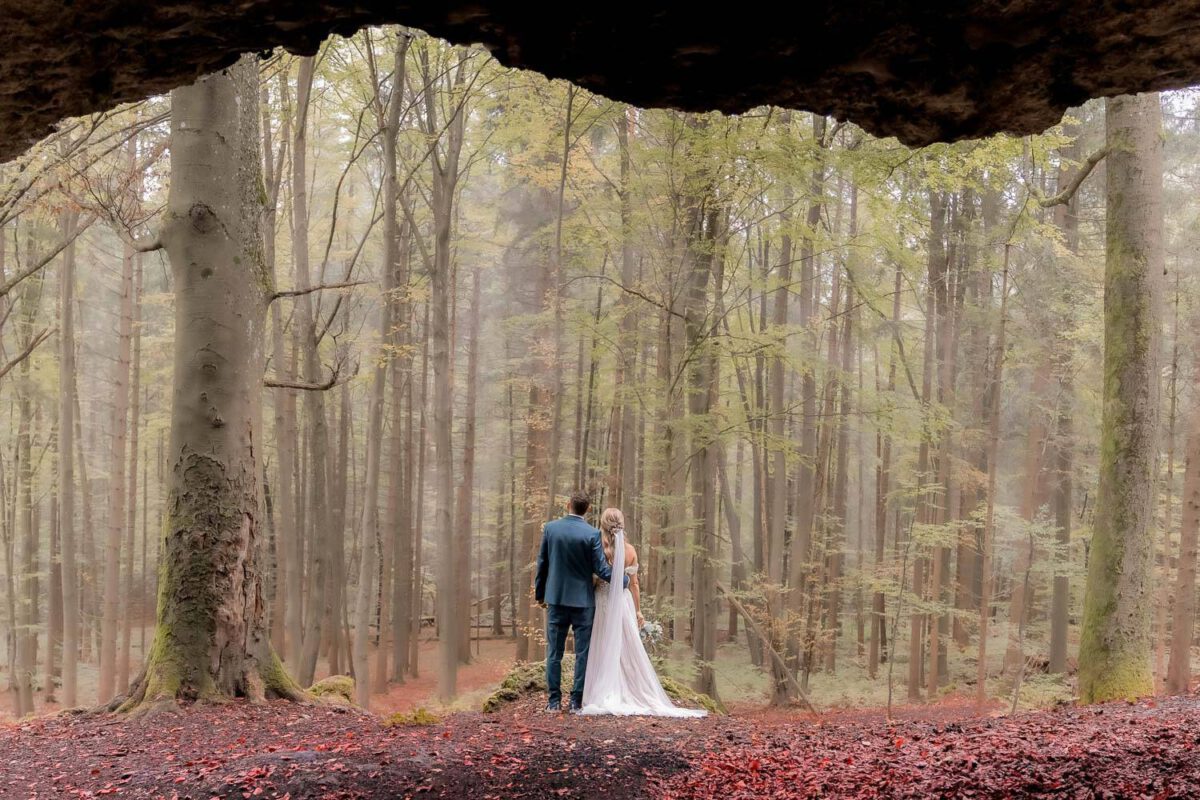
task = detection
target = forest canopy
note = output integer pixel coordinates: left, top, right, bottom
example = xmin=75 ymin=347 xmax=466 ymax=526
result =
xmin=0 ymin=26 xmax=1190 ymax=719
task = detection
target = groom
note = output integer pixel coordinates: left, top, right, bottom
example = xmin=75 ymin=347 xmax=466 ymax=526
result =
xmin=534 ymin=490 xmax=625 ymax=713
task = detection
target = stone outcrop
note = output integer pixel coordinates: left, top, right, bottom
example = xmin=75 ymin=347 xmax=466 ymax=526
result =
xmin=5 ymin=1 xmax=1200 ymax=159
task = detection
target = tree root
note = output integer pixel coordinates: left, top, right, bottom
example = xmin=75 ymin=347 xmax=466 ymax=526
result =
xmin=112 ymin=653 xmax=312 ymax=715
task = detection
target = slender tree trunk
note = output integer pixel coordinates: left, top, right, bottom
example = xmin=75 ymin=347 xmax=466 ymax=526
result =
xmin=1048 ymin=138 xmax=1079 ymax=675
xmin=73 ymin=378 xmax=98 ymax=666
xmin=608 ymin=106 xmax=638 ymax=509
xmin=291 ymin=57 xmax=335 ymax=689
xmin=1166 ymin=348 xmax=1200 ymax=695
xmin=454 ymin=268 xmax=481 ymax=664
xmin=13 ymin=267 xmax=41 ymax=716
xmin=45 ymin=461 xmax=61 ymax=703
xmin=869 ymin=262 xmax=902 ymax=679
xmin=58 ymin=209 xmax=79 ymax=707
xmin=391 ymin=228 xmax=414 ymax=678
xmin=119 ymin=253 xmax=143 ymax=692
xmin=1005 ymin=362 xmax=1050 ymax=675
xmin=369 ymin=31 xmax=410 ymax=693
xmin=790 ymin=115 xmax=827 ymax=676
xmin=99 ymin=232 xmax=134 ymax=704
xmin=329 ymin=375 xmax=350 ymax=676
xmin=1155 ymin=283 xmax=1180 ymax=690
xmin=409 ymin=299 xmax=430 ymax=678
xmin=828 ymin=256 xmax=855 ymax=674
xmin=683 ymin=187 xmax=720 ymax=701
xmin=353 ymin=294 xmax=389 ymax=707
xmin=976 ymin=249 xmax=1011 ymax=711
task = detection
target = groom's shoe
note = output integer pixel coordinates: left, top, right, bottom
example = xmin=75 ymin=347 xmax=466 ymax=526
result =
xmin=568 ymin=699 xmax=583 ymax=714
xmin=543 ymin=702 xmax=563 ymax=714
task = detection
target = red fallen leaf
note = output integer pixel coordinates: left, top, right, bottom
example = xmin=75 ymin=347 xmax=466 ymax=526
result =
xmin=895 ymin=738 xmax=906 ymax=747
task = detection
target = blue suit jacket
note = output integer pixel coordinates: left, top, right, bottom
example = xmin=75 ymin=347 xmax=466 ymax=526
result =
xmin=534 ymin=515 xmax=615 ymax=608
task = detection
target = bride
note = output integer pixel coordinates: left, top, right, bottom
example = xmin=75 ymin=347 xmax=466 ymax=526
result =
xmin=580 ymin=507 xmax=706 ymax=717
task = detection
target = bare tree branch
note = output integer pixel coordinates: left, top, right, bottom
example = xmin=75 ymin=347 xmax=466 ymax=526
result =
xmin=0 ymin=217 xmax=95 ymax=298
xmin=270 ymin=280 xmax=366 ymax=303
xmin=1037 ymin=145 xmax=1110 ymax=208
xmin=264 ymin=358 xmax=357 ymax=391
xmin=133 ymin=234 xmax=163 ymax=253
xmin=0 ymin=327 xmax=55 ymax=381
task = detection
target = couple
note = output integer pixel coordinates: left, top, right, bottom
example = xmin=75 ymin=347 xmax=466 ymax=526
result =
xmin=534 ymin=490 xmax=706 ymax=717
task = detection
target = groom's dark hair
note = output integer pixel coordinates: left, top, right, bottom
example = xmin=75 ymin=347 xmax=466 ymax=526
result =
xmin=569 ymin=490 xmax=591 ymax=516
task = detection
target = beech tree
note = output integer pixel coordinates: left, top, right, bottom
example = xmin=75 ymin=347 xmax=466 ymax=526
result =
xmin=1078 ymin=92 xmax=1164 ymax=704
xmin=120 ymin=55 xmax=303 ymax=709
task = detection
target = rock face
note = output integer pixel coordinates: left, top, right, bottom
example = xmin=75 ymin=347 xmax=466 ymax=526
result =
xmin=5 ymin=1 xmax=1200 ymax=159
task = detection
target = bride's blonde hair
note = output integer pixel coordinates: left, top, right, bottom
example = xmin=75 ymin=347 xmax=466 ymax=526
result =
xmin=599 ymin=507 xmax=625 ymax=557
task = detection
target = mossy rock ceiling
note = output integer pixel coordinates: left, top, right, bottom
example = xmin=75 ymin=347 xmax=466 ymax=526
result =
xmin=5 ymin=1 xmax=1200 ymax=161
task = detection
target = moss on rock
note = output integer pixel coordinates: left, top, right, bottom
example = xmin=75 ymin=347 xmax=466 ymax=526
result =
xmin=309 ymin=675 xmax=355 ymax=704
xmin=658 ymin=674 xmax=724 ymax=715
xmin=481 ymin=655 xmax=721 ymax=714
xmin=383 ymin=707 xmax=441 ymax=727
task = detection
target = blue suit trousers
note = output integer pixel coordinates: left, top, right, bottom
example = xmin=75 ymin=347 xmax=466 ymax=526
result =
xmin=545 ymin=604 xmax=594 ymax=707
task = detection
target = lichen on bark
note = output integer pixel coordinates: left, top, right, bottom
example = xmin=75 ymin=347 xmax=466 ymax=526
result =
xmin=1077 ymin=93 xmax=1163 ymax=704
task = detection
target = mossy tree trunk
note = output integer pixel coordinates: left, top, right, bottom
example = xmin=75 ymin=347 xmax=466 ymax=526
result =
xmin=1078 ymin=92 xmax=1163 ymax=704
xmin=121 ymin=55 xmax=302 ymax=710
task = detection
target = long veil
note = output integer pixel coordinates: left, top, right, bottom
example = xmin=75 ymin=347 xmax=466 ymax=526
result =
xmin=581 ymin=526 xmax=707 ymax=717
xmin=584 ymin=528 xmax=626 ymax=705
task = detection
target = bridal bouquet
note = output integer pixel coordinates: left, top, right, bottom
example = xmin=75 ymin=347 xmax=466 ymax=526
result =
xmin=639 ymin=618 xmax=664 ymax=653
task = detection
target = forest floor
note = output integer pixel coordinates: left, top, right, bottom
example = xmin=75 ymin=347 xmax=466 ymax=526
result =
xmin=3 ymin=691 xmax=1200 ymax=798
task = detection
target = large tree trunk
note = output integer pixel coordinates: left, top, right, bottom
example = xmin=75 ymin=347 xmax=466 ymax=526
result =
xmin=122 ymin=56 xmax=302 ymax=711
xmin=1078 ymin=92 xmax=1163 ymax=704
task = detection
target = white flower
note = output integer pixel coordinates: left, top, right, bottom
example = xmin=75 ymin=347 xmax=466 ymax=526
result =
xmin=639 ymin=619 xmax=664 ymax=647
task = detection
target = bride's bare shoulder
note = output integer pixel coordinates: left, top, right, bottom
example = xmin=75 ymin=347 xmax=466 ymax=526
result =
xmin=625 ymin=541 xmax=638 ymax=564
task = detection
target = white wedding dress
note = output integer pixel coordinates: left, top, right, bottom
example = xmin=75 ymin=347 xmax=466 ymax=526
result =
xmin=580 ymin=529 xmax=707 ymax=717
